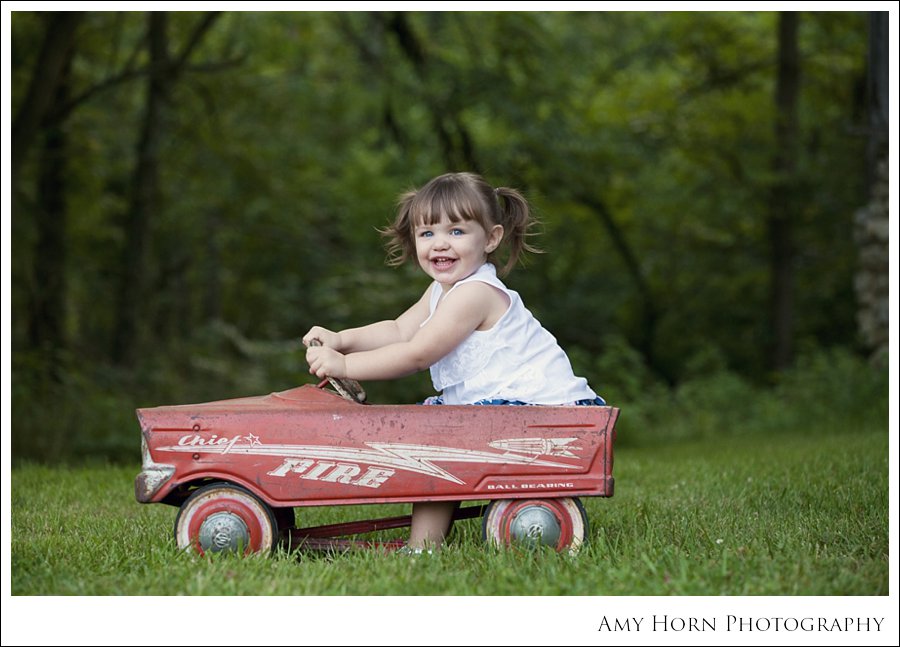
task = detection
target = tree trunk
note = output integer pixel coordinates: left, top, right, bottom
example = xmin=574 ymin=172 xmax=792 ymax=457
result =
xmin=853 ymin=12 xmax=889 ymax=363
xmin=203 ymin=210 xmax=223 ymax=322
xmin=15 ymin=12 xmax=81 ymax=371
xmin=575 ymin=192 xmax=667 ymax=383
xmin=383 ymin=12 xmax=481 ymax=172
xmin=28 ymin=52 xmax=74 ymax=359
xmin=12 ymin=12 xmax=83 ymax=182
xmin=767 ymin=12 xmax=800 ymax=371
xmin=112 ymin=12 xmax=169 ymax=365
xmin=109 ymin=12 xmax=223 ymax=364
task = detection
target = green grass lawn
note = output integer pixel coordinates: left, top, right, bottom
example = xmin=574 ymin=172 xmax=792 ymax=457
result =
xmin=11 ymin=423 xmax=887 ymax=596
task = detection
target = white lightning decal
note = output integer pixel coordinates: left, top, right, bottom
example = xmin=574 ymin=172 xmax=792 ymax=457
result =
xmin=158 ymin=439 xmax=579 ymax=484
xmin=488 ymin=437 xmax=582 ymax=458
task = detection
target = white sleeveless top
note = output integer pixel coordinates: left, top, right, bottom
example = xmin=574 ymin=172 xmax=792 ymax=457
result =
xmin=423 ymin=263 xmax=598 ymax=405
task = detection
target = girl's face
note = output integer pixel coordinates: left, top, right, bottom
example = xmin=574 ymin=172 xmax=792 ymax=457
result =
xmin=414 ymin=214 xmax=503 ymax=290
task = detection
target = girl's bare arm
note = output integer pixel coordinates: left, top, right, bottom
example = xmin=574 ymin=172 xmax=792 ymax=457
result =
xmin=303 ymin=287 xmax=431 ymax=353
xmin=306 ymin=282 xmax=507 ymax=381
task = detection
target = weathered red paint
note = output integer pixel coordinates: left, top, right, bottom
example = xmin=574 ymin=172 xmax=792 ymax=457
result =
xmin=136 ymin=383 xmax=618 ymax=550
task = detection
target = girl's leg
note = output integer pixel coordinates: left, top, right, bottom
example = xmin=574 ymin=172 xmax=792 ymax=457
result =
xmin=407 ymin=501 xmax=457 ymax=550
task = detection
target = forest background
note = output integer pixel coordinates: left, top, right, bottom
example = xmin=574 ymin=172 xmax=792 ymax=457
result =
xmin=8 ymin=9 xmax=891 ymax=463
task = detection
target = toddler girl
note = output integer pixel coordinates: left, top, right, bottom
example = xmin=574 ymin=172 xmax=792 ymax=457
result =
xmin=303 ymin=172 xmax=603 ymax=551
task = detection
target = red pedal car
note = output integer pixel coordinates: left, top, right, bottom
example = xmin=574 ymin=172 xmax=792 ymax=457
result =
xmin=135 ymin=376 xmax=618 ymax=556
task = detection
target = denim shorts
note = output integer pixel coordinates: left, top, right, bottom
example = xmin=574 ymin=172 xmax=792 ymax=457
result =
xmin=421 ymin=395 xmax=606 ymax=406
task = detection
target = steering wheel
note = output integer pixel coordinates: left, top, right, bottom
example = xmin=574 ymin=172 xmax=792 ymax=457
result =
xmin=308 ymin=339 xmax=367 ymax=404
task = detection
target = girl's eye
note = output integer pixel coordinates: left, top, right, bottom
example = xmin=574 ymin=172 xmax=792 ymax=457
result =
xmin=451 ymin=228 xmax=464 ymax=236
xmin=419 ymin=230 xmax=433 ymax=238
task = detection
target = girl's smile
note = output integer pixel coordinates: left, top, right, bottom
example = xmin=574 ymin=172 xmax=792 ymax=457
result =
xmin=415 ymin=217 xmax=503 ymax=289
xmin=430 ymin=256 xmax=457 ymax=272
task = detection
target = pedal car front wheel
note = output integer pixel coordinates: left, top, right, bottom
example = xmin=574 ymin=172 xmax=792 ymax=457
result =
xmin=482 ymin=497 xmax=589 ymax=555
xmin=174 ymin=482 xmax=278 ymax=556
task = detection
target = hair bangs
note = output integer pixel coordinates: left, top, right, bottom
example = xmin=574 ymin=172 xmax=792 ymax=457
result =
xmin=410 ymin=179 xmax=490 ymax=229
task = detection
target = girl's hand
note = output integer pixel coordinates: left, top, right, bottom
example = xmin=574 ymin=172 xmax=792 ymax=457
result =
xmin=302 ymin=326 xmax=342 ymax=350
xmin=306 ymin=345 xmax=348 ymax=379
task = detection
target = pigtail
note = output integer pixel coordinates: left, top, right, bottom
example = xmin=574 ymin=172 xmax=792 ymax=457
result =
xmin=493 ymin=186 xmax=542 ymax=276
xmin=381 ymin=190 xmax=418 ymax=267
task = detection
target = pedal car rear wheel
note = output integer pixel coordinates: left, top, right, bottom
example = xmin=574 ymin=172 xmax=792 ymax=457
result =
xmin=482 ymin=497 xmax=588 ymax=555
xmin=174 ymin=483 xmax=278 ymax=556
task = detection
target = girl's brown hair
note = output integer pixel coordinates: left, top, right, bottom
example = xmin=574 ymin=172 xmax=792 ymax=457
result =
xmin=382 ymin=172 xmax=540 ymax=276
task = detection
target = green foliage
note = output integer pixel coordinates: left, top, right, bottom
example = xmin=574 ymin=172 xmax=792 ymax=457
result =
xmin=11 ymin=11 xmax=876 ymax=463
xmin=602 ymin=346 xmax=887 ymax=448
xmin=12 ymin=350 xmax=142 ymax=464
